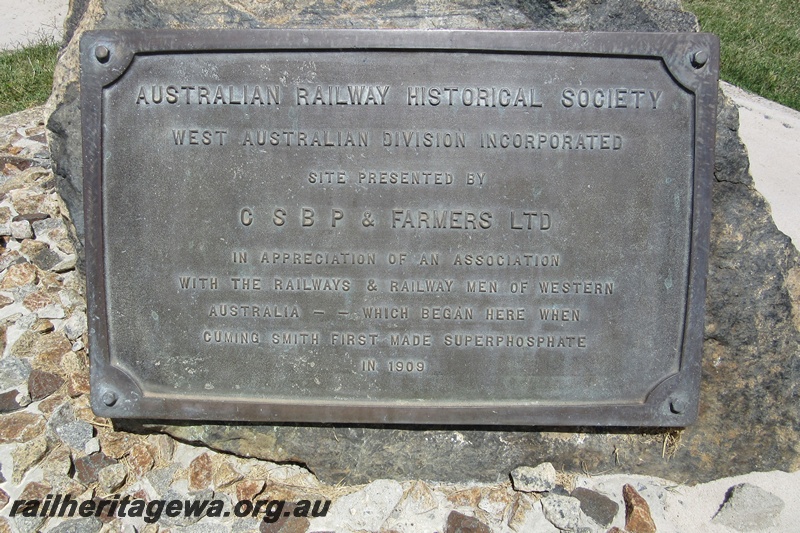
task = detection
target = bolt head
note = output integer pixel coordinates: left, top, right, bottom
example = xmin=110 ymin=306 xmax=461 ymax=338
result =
xmin=95 ymin=45 xmax=110 ymax=63
xmin=102 ymin=391 xmax=117 ymax=406
xmin=669 ymin=396 xmax=687 ymax=414
xmin=691 ymin=50 xmax=708 ymax=69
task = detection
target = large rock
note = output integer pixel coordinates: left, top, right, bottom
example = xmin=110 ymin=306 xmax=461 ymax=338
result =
xmin=46 ymin=0 xmax=697 ymax=246
xmin=49 ymin=0 xmax=800 ymax=485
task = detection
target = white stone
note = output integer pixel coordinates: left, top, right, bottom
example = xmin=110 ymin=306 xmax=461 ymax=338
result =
xmin=310 ymin=479 xmax=404 ymax=532
xmin=383 ymin=481 xmax=448 ymax=533
xmin=713 ymin=483 xmax=785 ymax=531
xmin=540 ymin=494 xmax=581 ymax=531
xmin=63 ymin=310 xmax=87 ymax=340
xmin=37 ymin=303 xmax=66 ymax=319
xmin=509 ymin=499 xmax=561 ymax=533
xmin=59 ymin=287 xmax=86 ymax=311
xmin=17 ymin=312 xmax=37 ymax=329
xmin=52 ymin=255 xmax=77 ymax=273
xmin=0 ymin=356 xmax=32 ymax=389
xmin=511 ymin=463 xmax=557 ymax=493
xmin=10 ymin=219 xmax=33 ymax=240
xmin=84 ymin=437 xmax=100 ymax=455
xmin=0 ymin=302 xmax=26 ymax=325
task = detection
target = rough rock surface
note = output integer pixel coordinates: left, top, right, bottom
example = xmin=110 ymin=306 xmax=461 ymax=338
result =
xmin=571 ymin=487 xmax=619 ymax=527
xmin=712 ymin=483 xmax=785 ymax=531
xmin=511 ymin=463 xmax=557 ymax=493
xmin=623 ymin=483 xmax=657 ymax=533
xmin=7 ymin=103 xmax=800 ymax=533
xmin=443 ymin=510 xmax=492 ymax=533
xmin=43 ymin=0 xmax=800 ymax=486
xmin=47 ymin=0 xmax=698 ymax=248
xmin=540 ymin=494 xmax=581 ymax=531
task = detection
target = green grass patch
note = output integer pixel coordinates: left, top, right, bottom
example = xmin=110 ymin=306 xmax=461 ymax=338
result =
xmin=684 ymin=0 xmax=800 ymax=110
xmin=0 ymin=39 xmax=60 ymax=116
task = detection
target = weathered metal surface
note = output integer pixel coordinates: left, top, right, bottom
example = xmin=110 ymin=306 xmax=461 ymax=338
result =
xmin=81 ymin=30 xmax=718 ymax=425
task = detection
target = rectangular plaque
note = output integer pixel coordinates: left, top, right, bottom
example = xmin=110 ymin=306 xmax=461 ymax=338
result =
xmin=82 ymin=30 xmax=718 ymax=425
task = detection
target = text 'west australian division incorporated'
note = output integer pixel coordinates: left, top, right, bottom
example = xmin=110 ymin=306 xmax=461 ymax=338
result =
xmin=84 ymin=31 xmax=717 ymax=424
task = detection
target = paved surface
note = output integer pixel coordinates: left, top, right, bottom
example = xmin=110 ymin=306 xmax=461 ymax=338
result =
xmin=722 ymin=82 xmax=800 ymax=247
xmin=0 ymin=0 xmax=68 ymax=49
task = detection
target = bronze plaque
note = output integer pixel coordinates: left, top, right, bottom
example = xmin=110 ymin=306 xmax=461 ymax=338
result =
xmin=82 ymin=30 xmax=718 ymax=425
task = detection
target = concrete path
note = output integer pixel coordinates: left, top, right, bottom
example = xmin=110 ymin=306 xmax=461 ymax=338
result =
xmin=722 ymin=82 xmax=800 ymax=247
xmin=0 ymin=0 xmax=68 ymax=49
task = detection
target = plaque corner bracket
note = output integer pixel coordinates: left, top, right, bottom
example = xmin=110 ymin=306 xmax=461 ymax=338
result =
xmin=90 ymin=359 xmax=145 ymax=418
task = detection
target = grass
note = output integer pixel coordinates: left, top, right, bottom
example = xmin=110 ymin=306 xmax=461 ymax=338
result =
xmin=0 ymin=38 xmax=60 ymax=116
xmin=684 ymin=0 xmax=800 ymax=111
xmin=0 ymin=3 xmax=798 ymax=113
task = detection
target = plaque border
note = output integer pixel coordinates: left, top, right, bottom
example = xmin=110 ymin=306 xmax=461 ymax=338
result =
xmin=81 ymin=29 xmax=718 ymax=426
